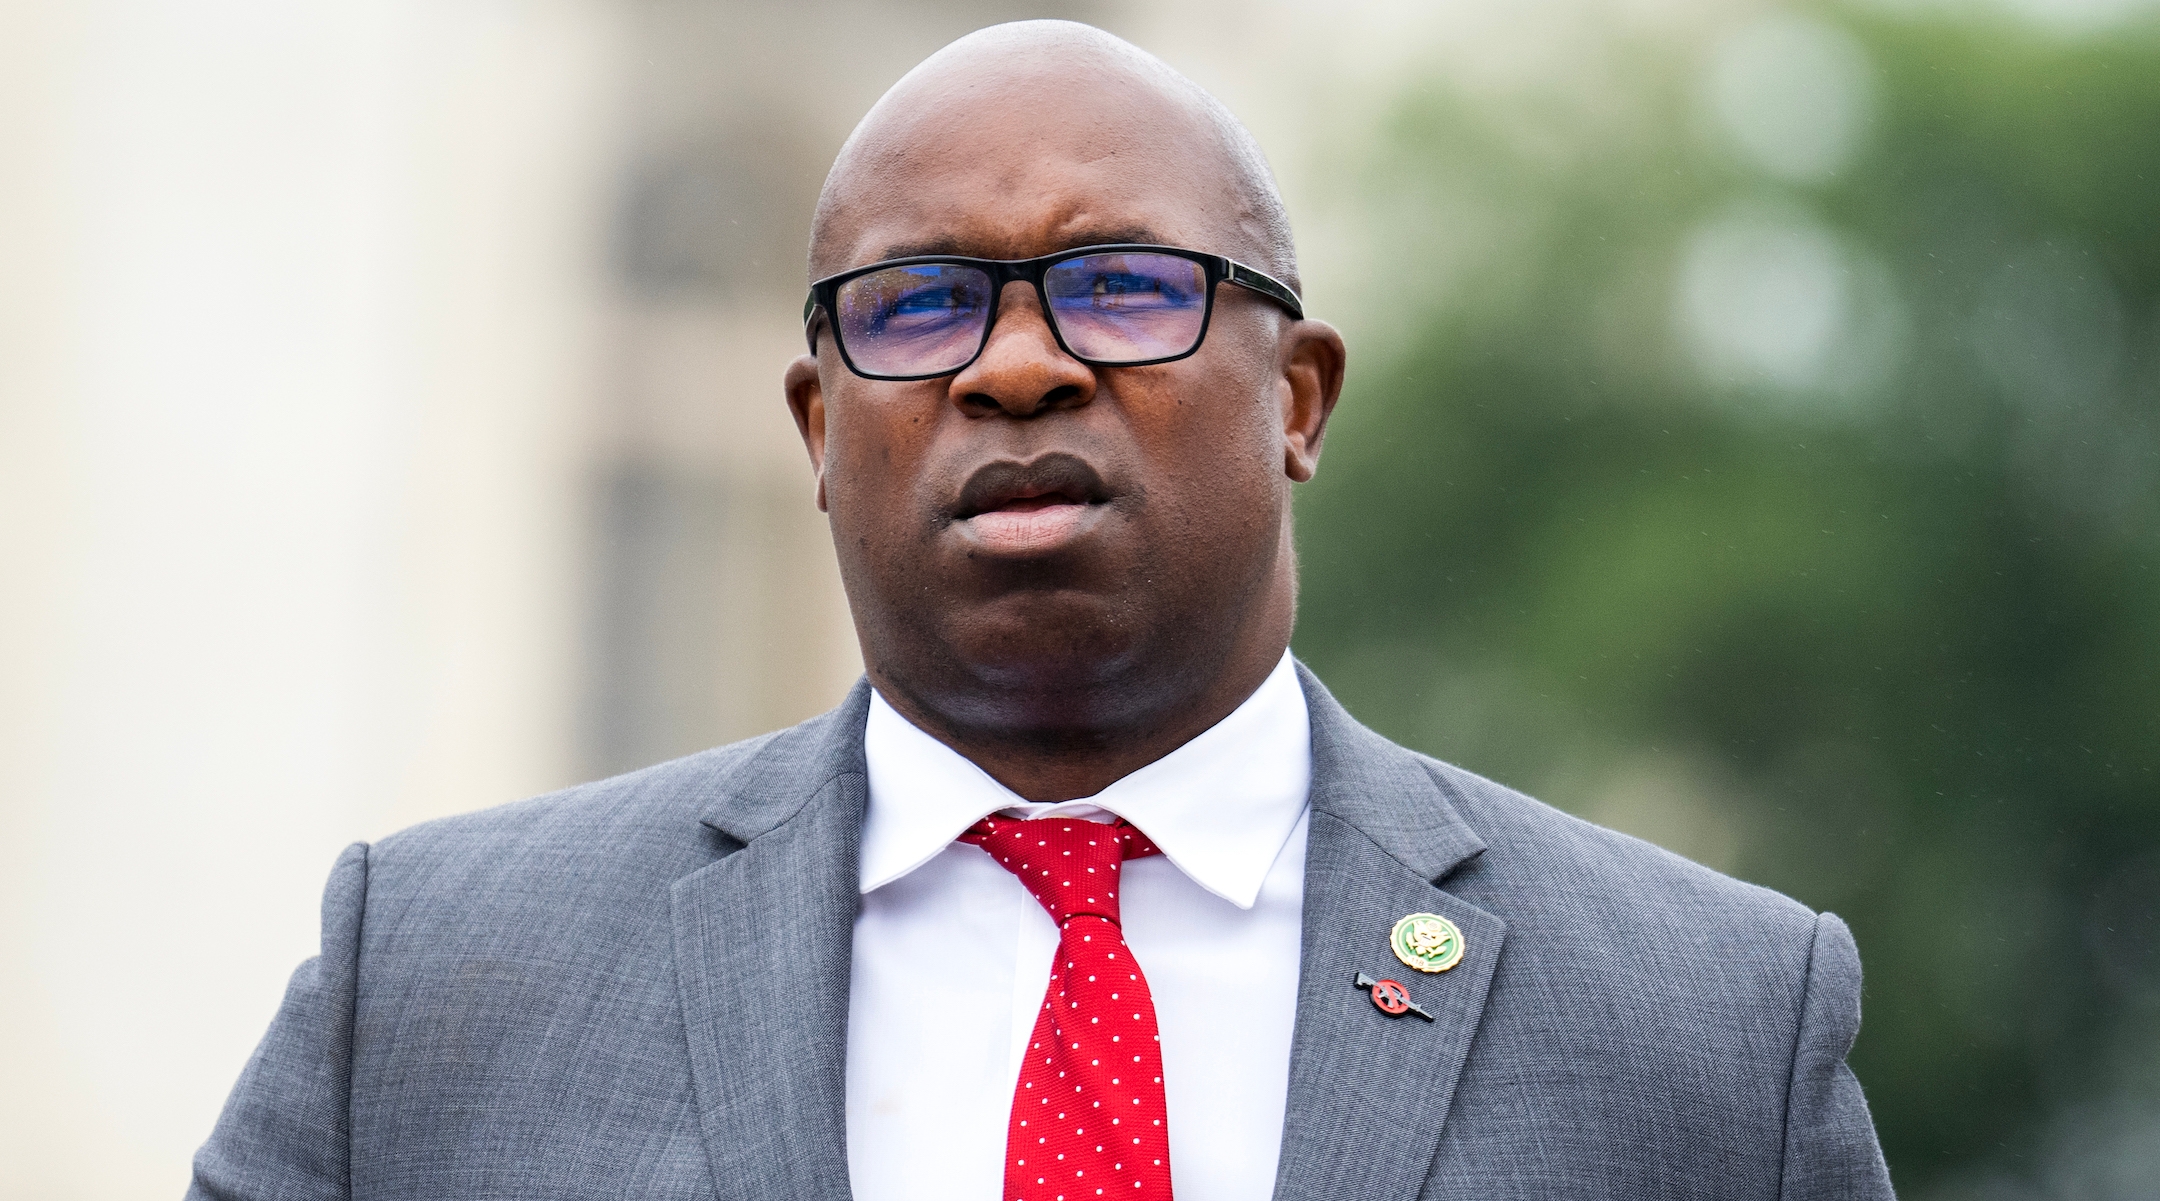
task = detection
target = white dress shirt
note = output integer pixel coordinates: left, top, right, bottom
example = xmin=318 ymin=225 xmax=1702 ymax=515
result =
xmin=846 ymin=651 xmax=1312 ymax=1201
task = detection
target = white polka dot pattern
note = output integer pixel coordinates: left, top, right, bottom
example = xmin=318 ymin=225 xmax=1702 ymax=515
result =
xmin=959 ymin=816 xmax=1174 ymax=1201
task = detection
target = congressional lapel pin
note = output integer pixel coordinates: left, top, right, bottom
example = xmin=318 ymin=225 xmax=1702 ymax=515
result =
xmin=1390 ymin=912 xmax=1466 ymax=973
xmin=1354 ymin=972 xmax=1435 ymax=1022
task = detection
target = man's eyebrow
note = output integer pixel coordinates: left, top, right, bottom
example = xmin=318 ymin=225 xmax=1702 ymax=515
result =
xmin=868 ymin=227 xmax=1168 ymax=263
xmin=869 ymin=238 xmax=969 ymax=261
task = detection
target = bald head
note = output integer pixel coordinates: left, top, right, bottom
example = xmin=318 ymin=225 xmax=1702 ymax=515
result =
xmin=808 ymin=21 xmax=1298 ymax=288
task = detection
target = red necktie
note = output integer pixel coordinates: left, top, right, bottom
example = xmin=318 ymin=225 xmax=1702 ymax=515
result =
xmin=959 ymin=816 xmax=1175 ymax=1201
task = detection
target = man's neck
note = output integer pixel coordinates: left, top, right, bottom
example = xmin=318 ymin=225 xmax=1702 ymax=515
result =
xmin=871 ymin=638 xmax=1292 ymax=803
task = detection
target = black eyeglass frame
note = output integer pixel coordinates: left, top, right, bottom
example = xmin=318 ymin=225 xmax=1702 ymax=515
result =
xmin=801 ymin=243 xmax=1306 ymax=382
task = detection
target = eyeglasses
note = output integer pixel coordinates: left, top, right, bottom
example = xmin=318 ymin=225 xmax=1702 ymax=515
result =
xmin=802 ymin=243 xmax=1304 ymax=382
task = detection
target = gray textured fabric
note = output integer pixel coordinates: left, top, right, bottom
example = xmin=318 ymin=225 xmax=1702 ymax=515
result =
xmin=188 ymin=666 xmax=1893 ymax=1200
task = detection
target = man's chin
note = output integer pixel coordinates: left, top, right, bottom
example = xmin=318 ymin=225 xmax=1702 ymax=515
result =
xmin=923 ymin=617 xmax=1151 ymax=704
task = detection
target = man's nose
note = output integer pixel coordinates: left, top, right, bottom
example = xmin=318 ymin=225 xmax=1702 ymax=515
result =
xmin=948 ymin=280 xmax=1096 ymax=417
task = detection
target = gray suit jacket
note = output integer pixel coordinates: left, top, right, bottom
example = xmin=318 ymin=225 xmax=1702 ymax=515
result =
xmin=190 ymin=667 xmax=1893 ymax=1200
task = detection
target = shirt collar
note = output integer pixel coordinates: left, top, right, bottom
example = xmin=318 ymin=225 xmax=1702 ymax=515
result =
xmin=859 ymin=650 xmax=1312 ymax=909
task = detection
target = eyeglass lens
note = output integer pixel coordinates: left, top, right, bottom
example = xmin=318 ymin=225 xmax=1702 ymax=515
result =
xmin=833 ymin=252 xmax=1210 ymax=378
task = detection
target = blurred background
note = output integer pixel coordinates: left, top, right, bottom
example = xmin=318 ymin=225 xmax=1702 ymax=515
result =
xmin=1 ymin=0 xmax=2153 ymax=1196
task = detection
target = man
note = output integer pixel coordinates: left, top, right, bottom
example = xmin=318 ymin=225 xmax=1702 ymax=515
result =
xmin=191 ymin=21 xmax=1893 ymax=1201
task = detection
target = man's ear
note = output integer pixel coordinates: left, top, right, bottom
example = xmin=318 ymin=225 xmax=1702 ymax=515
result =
xmin=1279 ymin=319 xmax=1347 ymax=483
xmin=784 ymin=354 xmax=830 ymax=512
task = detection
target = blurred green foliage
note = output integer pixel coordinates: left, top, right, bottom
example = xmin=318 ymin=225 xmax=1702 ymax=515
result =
xmin=1293 ymin=9 xmax=2159 ymax=1194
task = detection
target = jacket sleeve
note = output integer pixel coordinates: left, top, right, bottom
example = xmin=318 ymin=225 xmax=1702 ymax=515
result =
xmin=1780 ymin=911 xmax=1895 ymax=1200
xmin=187 ymin=842 xmax=368 ymax=1201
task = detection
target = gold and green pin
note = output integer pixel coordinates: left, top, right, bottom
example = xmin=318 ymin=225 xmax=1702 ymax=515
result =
xmin=1389 ymin=912 xmax=1465 ymax=973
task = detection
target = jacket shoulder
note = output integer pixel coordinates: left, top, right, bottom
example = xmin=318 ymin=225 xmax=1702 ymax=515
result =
xmin=372 ymin=730 xmax=777 ymax=876
xmin=360 ymin=695 xmax=871 ymax=954
xmin=1416 ymin=752 xmax=1823 ymax=983
xmin=1418 ymin=751 xmax=1840 ymax=1185
xmin=354 ymin=678 xmax=872 ymax=935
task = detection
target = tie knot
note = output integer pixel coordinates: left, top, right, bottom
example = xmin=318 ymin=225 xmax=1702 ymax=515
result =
xmin=958 ymin=815 xmax=1161 ymax=926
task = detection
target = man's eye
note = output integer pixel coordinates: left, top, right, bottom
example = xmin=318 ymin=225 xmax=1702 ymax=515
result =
xmin=892 ymin=287 xmax=976 ymax=314
xmin=1093 ymin=273 xmax=1160 ymax=295
xmin=1088 ymin=274 xmax=1191 ymax=306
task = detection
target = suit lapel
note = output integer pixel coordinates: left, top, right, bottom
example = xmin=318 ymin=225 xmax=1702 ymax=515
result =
xmin=1273 ymin=667 xmax=1506 ymax=1201
xmin=665 ymin=669 xmax=1501 ymax=1201
xmin=672 ymin=684 xmax=872 ymax=1201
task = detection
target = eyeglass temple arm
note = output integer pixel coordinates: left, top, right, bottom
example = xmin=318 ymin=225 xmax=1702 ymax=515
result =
xmin=1224 ymin=260 xmax=1304 ymax=321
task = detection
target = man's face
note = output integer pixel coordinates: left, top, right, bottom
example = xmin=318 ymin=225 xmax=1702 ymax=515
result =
xmin=788 ymin=73 xmax=1337 ymax=741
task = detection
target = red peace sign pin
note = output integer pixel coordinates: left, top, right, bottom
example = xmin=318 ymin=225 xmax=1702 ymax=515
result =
xmin=1354 ymin=972 xmax=1436 ymax=1022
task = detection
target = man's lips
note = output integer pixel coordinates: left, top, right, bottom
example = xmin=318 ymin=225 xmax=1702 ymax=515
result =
xmin=952 ymin=454 xmax=1113 ymax=557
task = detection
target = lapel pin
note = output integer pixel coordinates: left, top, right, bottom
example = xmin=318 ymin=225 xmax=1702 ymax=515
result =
xmin=1355 ymin=972 xmax=1435 ymax=1022
xmin=1390 ymin=912 xmax=1465 ymax=973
